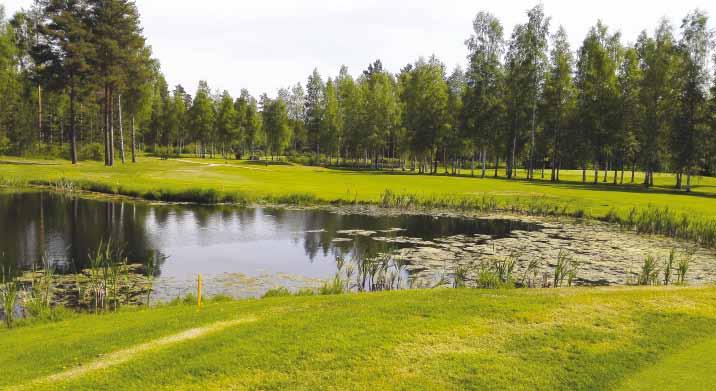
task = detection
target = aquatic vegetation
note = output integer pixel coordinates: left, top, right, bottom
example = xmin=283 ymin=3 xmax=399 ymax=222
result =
xmin=262 ymin=287 xmax=292 ymax=298
xmin=663 ymin=249 xmax=675 ymax=286
xmin=143 ymin=251 xmax=161 ymax=307
xmin=452 ymin=264 xmax=470 ymax=288
xmin=1 ymin=266 xmax=19 ymax=328
xmin=319 ymin=275 xmax=346 ymax=295
xmin=638 ymin=256 xmax=661 ymax=286
xmin=616 ymin=206 xmax=716 ymax=248
xmin=494 ymin=256 xmax=517 ymax=285
xmin=553 ymin=250 xmax=580 ymax=288
xmin=519 ymin=259 xmax=542 ymax=288
xmin=676 ymin=254 xmax=692 ymax=285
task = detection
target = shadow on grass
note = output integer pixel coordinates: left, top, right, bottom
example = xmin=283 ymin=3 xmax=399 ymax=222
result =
xmin=319 ymin=166 xmax=716 ymax=201
xmin=243 ymin=160 xmax=293 ymax=167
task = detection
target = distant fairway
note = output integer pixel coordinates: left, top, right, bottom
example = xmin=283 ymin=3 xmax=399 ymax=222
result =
xmin=2 ymin=156 xmax=716 ymax=219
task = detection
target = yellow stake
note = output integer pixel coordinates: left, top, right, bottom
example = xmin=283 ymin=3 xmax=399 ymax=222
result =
xmin=197 ymin=274 xmax=203 ymax=309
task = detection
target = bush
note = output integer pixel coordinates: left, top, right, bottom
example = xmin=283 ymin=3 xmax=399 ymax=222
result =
xmin=262 ymin=287 xmax=292 ymax=298
xmin=79 ymin=143 xmax=104 ymax=161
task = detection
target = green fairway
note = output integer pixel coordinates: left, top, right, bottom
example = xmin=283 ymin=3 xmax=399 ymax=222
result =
xmin=2 ymin=156 xmax=716 ymax=219
xmin=2 ymin=287 xmax=716 ymax=390
xmin=619 ymin=337 xmax=716 ymax=390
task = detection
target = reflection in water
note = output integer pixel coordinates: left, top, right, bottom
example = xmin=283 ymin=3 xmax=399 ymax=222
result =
xmin=0 ymin=191 xmax=540 ymax=297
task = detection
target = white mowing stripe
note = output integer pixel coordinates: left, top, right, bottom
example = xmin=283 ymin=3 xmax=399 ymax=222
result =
xmin=14 ymin=317 xmax=256 ymax=390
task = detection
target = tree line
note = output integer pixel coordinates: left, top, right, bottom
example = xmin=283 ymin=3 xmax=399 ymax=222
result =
xmin=1 ymin=3 xmax=715 ymax=189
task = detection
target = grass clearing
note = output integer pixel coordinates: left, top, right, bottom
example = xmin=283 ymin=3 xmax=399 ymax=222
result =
xmin=1 ymin=287 xmax=716 ymax=390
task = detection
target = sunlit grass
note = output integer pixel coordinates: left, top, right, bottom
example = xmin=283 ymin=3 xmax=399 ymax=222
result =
xmin=1 ymin=287 xmax=716 ymax=389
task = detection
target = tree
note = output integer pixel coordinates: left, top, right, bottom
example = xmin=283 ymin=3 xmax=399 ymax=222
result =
xmin=262 ymin=96 xmax=290 ymax=159
xmin=287 ymin=83 xmax=306 ymax=151
xmin=188 ymin=81 xmax=215 ymax=158
xmin=402 ymin=56 xmax=449 ymax=174
xmin=305 ymin=68 xmax=325 ymax=162
xmin=576 ymin=21 xmax=621 ymax=184
xmin=32 ymin=0 xmax=94 ymax=164
xmin=637 ymin=20 xmax=679 ymax=187
xmin=321 ymin=78 xmax=341 ymax=162
xmin=670 ymin=10 xmax=713 ymax=191
xmin=234 ymin=89 xmax=261 ymax=158
xmin=504 ymin=5 xmax=550 ymax=180
xmin=336 ymin=65 xmax=365 ymax=164
xmin=617 ymin=46 xmax=643 ymax=183
xmin=464 ymin=11 xmax=505 ymax=177
xmin=446 ymin=66 xmax=467 ymax=175
xmin=541 ymin=26 xmax=575 ymax=182
xmin=215 ymin=90 xmax=238 ymax=159
xmin=362 ymin=61 xmax=400 ymax=168
xmin=123 ymin=47 xmax=156 ymax=163
xmin=87 ymin=0 xmax=146 ymax=166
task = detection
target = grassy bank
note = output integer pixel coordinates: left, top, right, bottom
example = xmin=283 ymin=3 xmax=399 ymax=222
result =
xmin=1 ymin=287 xmax=716 ymax=390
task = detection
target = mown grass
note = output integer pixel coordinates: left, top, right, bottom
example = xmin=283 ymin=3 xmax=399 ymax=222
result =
xmin=1 ymin=287 xmax=716 ymax=390
xmin=619 ymin=336 xmax=716 ymax=390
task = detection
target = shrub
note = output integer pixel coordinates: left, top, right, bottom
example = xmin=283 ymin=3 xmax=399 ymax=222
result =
xmin=79 ymin=143 xmax=104 ymax=161
xmin=262 ymin=287 xmax=292 ymax=298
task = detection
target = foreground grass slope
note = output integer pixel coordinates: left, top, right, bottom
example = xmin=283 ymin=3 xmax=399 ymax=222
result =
xmin=2 ymin=156 xmax=716 ymax=219
xmin=2 ymin=287 xmax=716 ymax=390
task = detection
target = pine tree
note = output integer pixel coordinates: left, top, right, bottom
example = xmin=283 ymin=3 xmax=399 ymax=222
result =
xmin=87 ymin=0 xmax=146 ymax=166
xmin=32 ymin=0 xmax=94 ymax=164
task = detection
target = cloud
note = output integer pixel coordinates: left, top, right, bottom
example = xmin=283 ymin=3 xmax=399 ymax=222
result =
xmin=3 ymin=0 xmax=714 ymax=98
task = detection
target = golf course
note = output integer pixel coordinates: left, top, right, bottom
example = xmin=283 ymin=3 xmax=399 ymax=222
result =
xmin=1 ymin=156 xmax=716 ymax=390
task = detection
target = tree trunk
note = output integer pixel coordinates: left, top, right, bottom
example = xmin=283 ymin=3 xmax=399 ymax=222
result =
xmin=631 ymin=162 xmax=636 ymax=183
xmin=104 ymin=85 xmax=110 ymax=166
xmin=528 ymin=101 xmax=536 ymax=180
xmin=613 ymin=159 xmax=618 ymax=185
xmin=582 ymin=163 xmax=587 ymax=183
xmin=470 ymin=152 xmax=475 ymax=177
xmin=685 ymin=170 xmax=692 ymax=192
xmin=69 ymin=88 xmax=77 ymax=165
xmin=131 ymin=116 xmax=137 ymax=163
xmin=593 ymin=161 xmax=599 ymax=184
xmin=508 ymin=135 xmax=517 ymax=179
xmin=108 ymin=89 xmax=115 ymax=166
xmin=38 ymin=85 xmax=42 ymax=148
xmin=118 ymin=94 xmax=125 ymax=164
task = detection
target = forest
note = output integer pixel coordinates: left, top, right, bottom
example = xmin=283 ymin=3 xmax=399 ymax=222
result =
xmin=1 ymin=1 xmax=715 ymax=190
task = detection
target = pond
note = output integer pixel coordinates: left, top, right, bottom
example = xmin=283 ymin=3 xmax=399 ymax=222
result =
xmin=2 ymin=190 xmax=716 ymax=301
xmin=0 ymin=191 xmax=541 ymax=299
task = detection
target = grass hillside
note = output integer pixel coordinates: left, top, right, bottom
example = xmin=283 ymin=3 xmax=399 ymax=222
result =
xmin=2 ymin=287 xmax=716 ymax=390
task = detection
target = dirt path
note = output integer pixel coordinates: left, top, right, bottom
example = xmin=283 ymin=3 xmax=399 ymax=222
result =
xmin=14 ymin=317 xmax=256 ymax=390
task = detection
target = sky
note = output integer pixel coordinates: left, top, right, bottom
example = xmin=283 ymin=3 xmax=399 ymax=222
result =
xmin=2 ymin=0 xmax=715 ymax=98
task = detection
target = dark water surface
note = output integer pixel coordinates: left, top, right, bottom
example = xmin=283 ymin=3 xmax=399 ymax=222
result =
xmin=0 ymin=191 xmax=540 ymax=297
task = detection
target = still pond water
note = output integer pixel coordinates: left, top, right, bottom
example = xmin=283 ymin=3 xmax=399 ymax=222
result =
xmin=0 ymin=191 xmax=540 ymax=298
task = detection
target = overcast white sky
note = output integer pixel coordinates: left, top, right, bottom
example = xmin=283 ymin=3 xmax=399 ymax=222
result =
xmin=2 ymin=0 xmax=715 ymax=98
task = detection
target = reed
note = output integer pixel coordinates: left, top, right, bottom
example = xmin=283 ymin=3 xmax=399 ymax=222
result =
xmin=262 ymin=287 xmax=292 ymax=298
xmin=676 ymin=252 xmax=692 ymax=285
xmin=144 ymin=251 xmax=161 ymax=307
xmin=638 ymin=256 xmax=661 ymax=286
xmin=553 ymin=250 xmax=580 ymax=288
xmin=663 ymin=249 xmax=675 ymax=286
xmin=1 ymin=266 xmax=19 ymax=328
